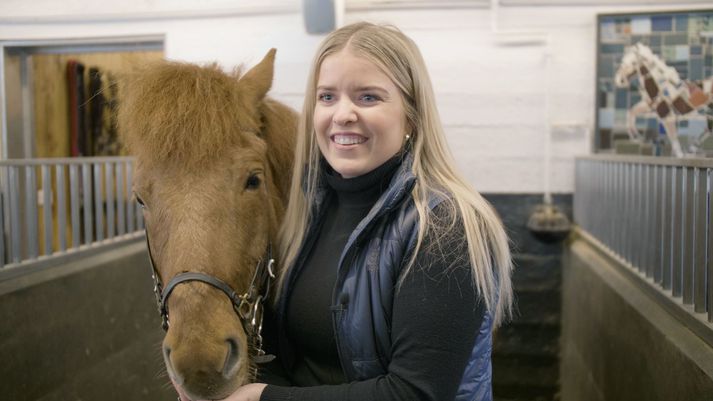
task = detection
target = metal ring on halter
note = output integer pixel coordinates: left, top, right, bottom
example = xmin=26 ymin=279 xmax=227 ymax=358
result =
xmin=250 ymin=295 xmax=263 ymax=328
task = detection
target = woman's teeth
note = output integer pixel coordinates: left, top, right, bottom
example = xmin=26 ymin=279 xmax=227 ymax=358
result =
xmin=333 ymin=134 xmax=366 ymax=145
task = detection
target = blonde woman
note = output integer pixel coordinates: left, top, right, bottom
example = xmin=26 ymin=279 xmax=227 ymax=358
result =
xmin=216 ymin=21 xmax=512 ymax=401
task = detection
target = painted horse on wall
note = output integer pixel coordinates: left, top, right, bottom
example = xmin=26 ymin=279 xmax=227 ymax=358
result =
xmin=614 ymin=42 xmax=713 ymax=157
xmin=117 ymin=50 xmax=297 ymax=401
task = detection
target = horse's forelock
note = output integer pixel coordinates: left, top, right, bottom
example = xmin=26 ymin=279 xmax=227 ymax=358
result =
xmin=118 ymin=61 xmax=259 ymax=168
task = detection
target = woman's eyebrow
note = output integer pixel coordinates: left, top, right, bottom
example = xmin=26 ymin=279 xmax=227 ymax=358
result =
xmin=316 ymin=85 xmax=389 ymax=92
xmin=355 ymin=85 xmax=388 ymax=92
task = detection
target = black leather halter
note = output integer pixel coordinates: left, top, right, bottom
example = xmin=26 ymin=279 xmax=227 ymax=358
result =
xmin=144 ymin=226 xmax=276 ymax=365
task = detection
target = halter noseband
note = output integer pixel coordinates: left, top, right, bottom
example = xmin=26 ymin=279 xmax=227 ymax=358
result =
xmin=144 ymin=226 xmax=276 ymax=366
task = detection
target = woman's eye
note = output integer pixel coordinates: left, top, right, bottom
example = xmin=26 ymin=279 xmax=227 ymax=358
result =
xmin=318 ymin=93 xmax=334 ymax=102
xmin=245 ymin=174 xmax=261 ymax=190
xmin=360 ymin=94 xmax=380 ymax=103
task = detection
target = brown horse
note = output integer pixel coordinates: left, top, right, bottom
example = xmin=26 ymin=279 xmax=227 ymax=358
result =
xmin=118 ymin=50 xmax=297 ymax=400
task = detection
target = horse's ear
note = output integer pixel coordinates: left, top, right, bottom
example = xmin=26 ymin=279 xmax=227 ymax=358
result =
xmin=240 ymin=48 xmax=276 ymax=102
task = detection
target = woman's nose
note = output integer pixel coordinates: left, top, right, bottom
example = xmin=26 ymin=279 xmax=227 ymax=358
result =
xmin=332 ymin=99 xmax=357 ymax=126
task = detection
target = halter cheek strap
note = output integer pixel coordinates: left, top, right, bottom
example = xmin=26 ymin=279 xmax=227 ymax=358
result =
xmin=144 ymin=226 xmax=276 ymax=367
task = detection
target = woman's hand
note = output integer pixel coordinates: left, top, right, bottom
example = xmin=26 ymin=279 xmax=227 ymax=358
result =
xmin=220 ymin=383 xmax=267 ymax=401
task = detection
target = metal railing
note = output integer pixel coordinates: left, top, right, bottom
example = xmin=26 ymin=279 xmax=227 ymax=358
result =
xmin=0 ymin=157 xmax=144 ymax=270
xmin=575 ymin=155 xmax=712 ymax=326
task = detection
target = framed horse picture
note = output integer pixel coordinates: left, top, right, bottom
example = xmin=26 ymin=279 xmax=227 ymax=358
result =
xmin=595 ymin=9 xmax=713 ymax=157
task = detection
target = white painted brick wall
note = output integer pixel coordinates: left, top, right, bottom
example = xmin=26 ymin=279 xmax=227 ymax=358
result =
xmin=0 ymin=2 xmax=704 ymax=193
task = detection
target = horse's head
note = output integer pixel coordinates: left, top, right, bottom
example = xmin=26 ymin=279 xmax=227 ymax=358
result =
xmin=615 ymin=45 xmax=639 ymax=88
xmin=118 ymin=50 xmax=295 ymax=400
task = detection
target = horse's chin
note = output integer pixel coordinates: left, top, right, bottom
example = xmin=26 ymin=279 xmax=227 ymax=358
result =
xmin=172 ymin=364 xmax=250 ymax=401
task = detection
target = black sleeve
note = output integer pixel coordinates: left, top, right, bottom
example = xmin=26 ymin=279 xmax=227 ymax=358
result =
xmin=260 ymin=207 xmax=486 ymax=401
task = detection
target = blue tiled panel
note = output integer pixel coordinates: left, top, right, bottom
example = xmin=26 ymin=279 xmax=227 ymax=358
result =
xmin=631 ymin=35 xmax=647 ymax=46
xmin=675 ymin=15 xmax=688 ymax=32
xmin=647 ymin=118 xmax=658 ymax=131
xmin=652 ymin=16 xmax=673 ymax=32
xmin=705 ymin=55 xmax=712 ymax=68
xmin=650 ymin=36 xmax=661 ymax=47
xmin=599 ymin=56 xmax=614 ymax=77
xmin=599 ymin=108 xmax=615 ymax=129
xmin=690 ymin=58 xmax=703 ymax=80
xmin=691 ymin=45 xmax=702 ymax=56
xmin=678 ymin=119 xmax=708 ymax=136
xmin=636 ymin=116 xmax=647 ymax=129
xmin=664 ymin=34 xmax=689 ymax=46
xmin=601 ymin=44 xmax=624 ymax=54
xmin=615 ymin=89 xmax=628 ymax=109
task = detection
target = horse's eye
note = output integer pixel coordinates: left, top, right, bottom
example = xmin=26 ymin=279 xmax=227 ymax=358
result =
xmin=245 ymin=174 xmax=261 ymax=190
xmin=135 ymin=194 xmax=146 ymax=208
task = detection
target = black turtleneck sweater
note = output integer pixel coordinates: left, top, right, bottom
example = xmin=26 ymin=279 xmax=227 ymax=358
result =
xmin=261 ymin=157 xmax=485 ymax=401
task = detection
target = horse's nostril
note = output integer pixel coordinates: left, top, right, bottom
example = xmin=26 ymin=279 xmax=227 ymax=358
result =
xmin=163 ymin=345 xmax=173 ymax=370
xmin=222 ymin=338 xmax=240 ymax=378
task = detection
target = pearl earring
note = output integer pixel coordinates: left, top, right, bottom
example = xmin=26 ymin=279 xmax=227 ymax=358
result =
xmin=405 ymin=134 xmax=411 ymax=141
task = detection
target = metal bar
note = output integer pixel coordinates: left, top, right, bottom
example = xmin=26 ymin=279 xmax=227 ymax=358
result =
xmin=654 ymin=165 xmax=663 ymax=284
xmin=611 ymin=162 xmax=618 ymax=256
xmin=629 ymin=163 xmax=636 ymax=268
xmin=94 ymin=163 xmax=104 ymax=241
xmin=9 ymin=167 xmax=21 ymax=263
xmin=599 ymin=161 xmax=605 ymax=241
xmin=116 ymin=162 xmax=125 ymax=236
xmin=609 ymin=161 xmax=615 ymax=251
xmin=663 ymin=166 xmax=673 ymax=291
xmin=82 ymin=163 xmax=93 ymax=245
xmin=0 ymin=156 xmax=135 ymax=166
xmin=645 ymin=164 xmax=654 ymax=278
xmin=69 ymin=164 xmax=80 ymax=248
xmin=708 ymin=168 xmax=713 ymax=322
xmin=127 ymin=161 xmax=135 ymax=233
xmin=41 ymin=165 xmax=52 ymax=256
xmin=694 ymin=168 xmax=707 ymax=313
xmin=682 ymin=167 xmax=695 ymax=305
xmin=25 ymin=165 xmax=38 ymax=259
xmin=55 ymin=165 xmax=67 ymax=251
xmin=625 ymin=163 xmax=632 ymax=264
xmin=673 ymin=167 xmax=683 ymax=298
xmin=105 ymin=162 xmax=115 ymax=239
xmin=0 ymin=167 xmax=5 ymax=265
xmin=615 ymin=162 xmax=623 ymax=258
xmin=634 ymin=163 xmax=642 ymax=271
xmin=577 ymin=154 xmax=713 ymax=169
xmin=592 ymin=160 xmax=597 ymax=236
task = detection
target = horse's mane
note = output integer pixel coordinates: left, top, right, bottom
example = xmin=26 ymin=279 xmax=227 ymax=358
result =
xmin=118 ymin=61 xmax=259 ymax=169
xmin=634 ymin=43 xmax=681 ymax=83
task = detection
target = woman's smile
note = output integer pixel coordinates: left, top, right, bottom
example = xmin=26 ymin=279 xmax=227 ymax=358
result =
xmin=331 ymin=133 xmax=368 ymax=146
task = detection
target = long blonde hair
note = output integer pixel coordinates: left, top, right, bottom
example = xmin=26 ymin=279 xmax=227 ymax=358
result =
xmin=277 ymin=22 xmax=513 ymax=326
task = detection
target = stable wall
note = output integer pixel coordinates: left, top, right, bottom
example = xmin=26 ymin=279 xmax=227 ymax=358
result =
xmin=0 ymin=241 xmax=174 ymax=401
xmin=2 ymin=1 xmax=708 ymax=194
xmin=562 ymin=237 xmax=713 ymax=401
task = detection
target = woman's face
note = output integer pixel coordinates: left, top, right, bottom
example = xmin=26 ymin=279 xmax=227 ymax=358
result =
xmin=313 ymin=49 xmax=407 ymax=179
